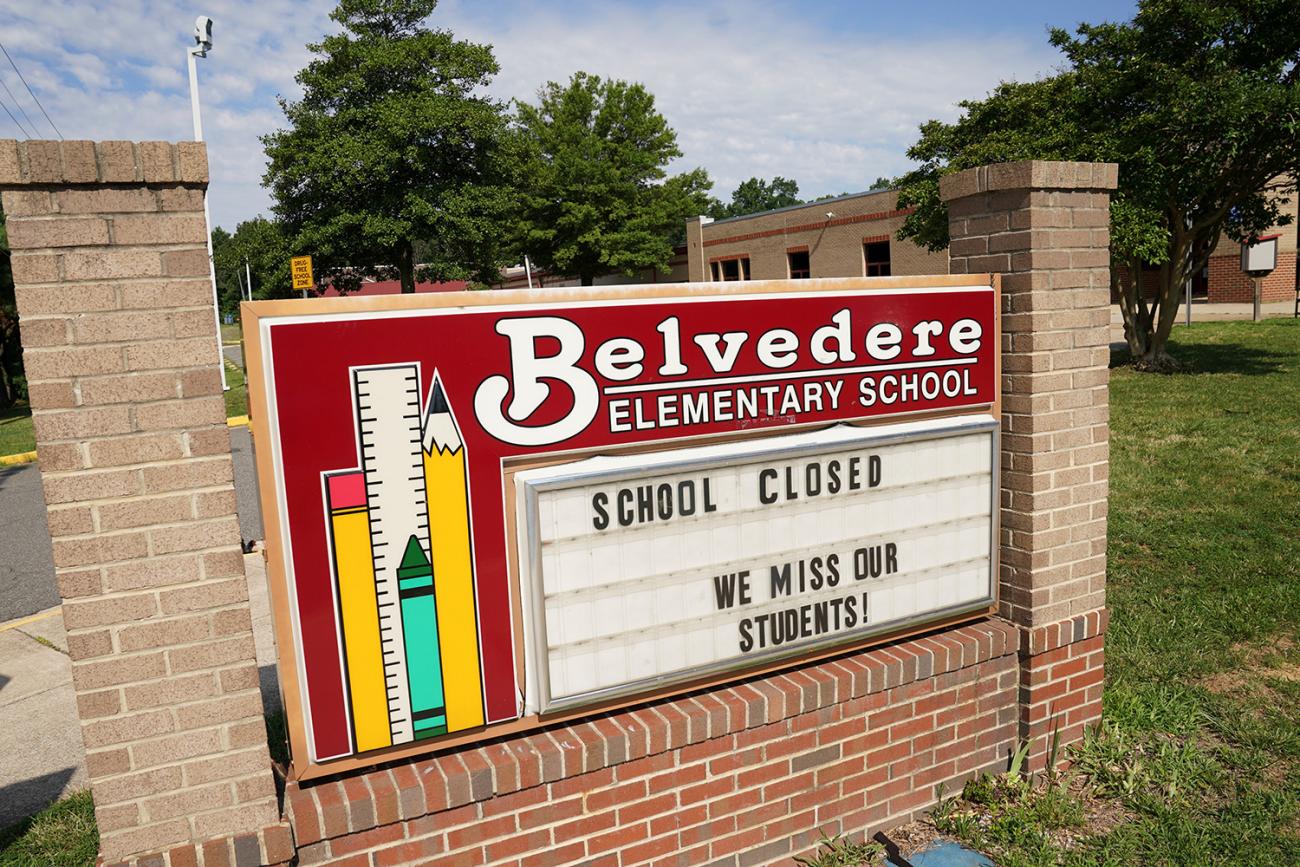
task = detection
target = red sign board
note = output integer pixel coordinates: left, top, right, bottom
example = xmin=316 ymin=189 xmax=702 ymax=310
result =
xmin=246 ymin=280 xmax=998 ymax=771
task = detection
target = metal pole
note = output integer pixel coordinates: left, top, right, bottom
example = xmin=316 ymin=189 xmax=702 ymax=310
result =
xmin=1184 ymin=277 xmax=1192 ymax=327
xmin=524 ymin=254 xmax=534 ymax=290
xmin=245 ymin=258 xmax=253 ymax=301
xmin=188 ymin=45 xmax=227 ymax=391
xmin=1253 ymin=276 xmax=1262 ymax=322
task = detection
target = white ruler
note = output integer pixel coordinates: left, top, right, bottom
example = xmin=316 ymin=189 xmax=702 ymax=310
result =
xmin=352 ymin=363 xmax=429 ymax=745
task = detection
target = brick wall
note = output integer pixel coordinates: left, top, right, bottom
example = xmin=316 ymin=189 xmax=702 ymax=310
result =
xmin=1206 ymin=251 xmax=1297 ymax=303
xmin=941 ymin=160 xmax=1114 ymax=758
xmin=0 ymin=140 xmax=288 ymax=865
xmin=284 ymin=623 xmax=1020 ymax=867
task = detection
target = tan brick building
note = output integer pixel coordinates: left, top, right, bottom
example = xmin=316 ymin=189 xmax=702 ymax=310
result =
xmin=685 ymin=189 xmax=947 ymax=283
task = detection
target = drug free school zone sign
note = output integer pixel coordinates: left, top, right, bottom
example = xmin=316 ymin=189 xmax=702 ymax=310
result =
xmin=243 ymin=276 xmax=1001 ymax=777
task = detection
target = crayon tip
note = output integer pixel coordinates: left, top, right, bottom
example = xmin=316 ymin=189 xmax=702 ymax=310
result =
xmin=397 ymin=535 xmax=431 ymax=577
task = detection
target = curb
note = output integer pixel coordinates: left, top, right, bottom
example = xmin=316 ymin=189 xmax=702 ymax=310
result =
xmin=1 ymin=417 xmax=250 ymax=466
xmin=0 ymin=450 xmax=37 ymax=467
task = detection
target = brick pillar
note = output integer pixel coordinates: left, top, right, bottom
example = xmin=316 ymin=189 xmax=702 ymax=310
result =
xmin=0 ymin=140 xmax=290 ymax=865
xmin=939 ymin=161 xmax=1116 ymax=756
xmin=685 ymin=215 xmax=708 ymax=281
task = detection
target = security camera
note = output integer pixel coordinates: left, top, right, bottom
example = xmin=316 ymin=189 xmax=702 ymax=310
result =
xmin=193 ymin=16 xmax=214 ymax=54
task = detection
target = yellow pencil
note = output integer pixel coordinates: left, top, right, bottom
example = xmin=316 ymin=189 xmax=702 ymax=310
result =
xmin=324 ymin=471 xmax=392 ymax=752
xmin=422 ymin=373 xmax=486 ymax=732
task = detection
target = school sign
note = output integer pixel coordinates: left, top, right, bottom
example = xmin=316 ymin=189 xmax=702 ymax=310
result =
xmin=245 ymin=277 xmax=1001 ymax=776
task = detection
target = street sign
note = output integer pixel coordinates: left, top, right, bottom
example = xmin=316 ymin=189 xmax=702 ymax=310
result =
xmin=290 ymin=255 xmax=314 ymax=291
xmin=242 ymin=277 xmax=1001 ymax=777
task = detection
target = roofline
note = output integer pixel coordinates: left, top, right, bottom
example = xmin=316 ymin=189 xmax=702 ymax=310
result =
xmin=704 ymin=187 xmax=899 ymax=228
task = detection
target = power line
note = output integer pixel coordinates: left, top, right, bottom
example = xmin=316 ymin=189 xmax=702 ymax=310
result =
xmin=0 ymin=92 xmax=32 ymax=138
xmin=0 ymin=73 xmax=35 ymax=136
xmin=0 ymin=39 xmax=61 ymax=139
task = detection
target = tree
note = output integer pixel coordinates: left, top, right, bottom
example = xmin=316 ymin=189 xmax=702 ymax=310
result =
xmin=868 ymin=176 xmax=894 ymax=191
xmin=212 ymin=217 xmax=295 ymax=314
xmin=896 ymin=0 xmax=1300 ymax=368
xmin=0 ymin=212 xmax=23 ymax=409
xmin=262 ymin=0 xmax=520 ymax=293
xmin=709 ymin=176 xmax=801 ymax=219
xmin=515 ymin=72 xmax=713 ymax=286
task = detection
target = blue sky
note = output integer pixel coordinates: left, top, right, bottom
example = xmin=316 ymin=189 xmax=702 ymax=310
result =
xmin=1 ymin=1 xmax=1137 ymax=230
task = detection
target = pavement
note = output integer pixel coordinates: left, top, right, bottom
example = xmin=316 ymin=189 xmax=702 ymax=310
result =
xmin=0 ymin=611 xmax=83 ymax=829
xmin=0 ymin=553 xmax=281 ymax=831
xmin=0 ymin=463 xmax=61 ymax=621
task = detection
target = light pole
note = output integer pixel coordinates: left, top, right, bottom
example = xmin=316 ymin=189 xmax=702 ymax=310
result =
xmin=187 ymin=16 xmax=228 ymax=391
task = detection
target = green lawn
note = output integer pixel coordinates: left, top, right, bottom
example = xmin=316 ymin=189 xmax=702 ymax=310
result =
xmin=0 ymin=402 xmax=34 ymax=456
xmin=220 ymin=322 xmax=244 ymax=345
xmin=921 ymin=319 xmax=1300 ymax=865
xmin=6 ymin=319 xmax=1300 ymax=865
xmin=224 ymin=358 xmax=248 ymax=419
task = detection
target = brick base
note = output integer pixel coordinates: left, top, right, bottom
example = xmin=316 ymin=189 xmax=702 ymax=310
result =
xmin=280 ymin=621 xmax=1022 ymax=867
xmin=1019 ymin=610 xmax=1108 ymax=764
xmin=98 ymin=823 xmax=294 ymax=867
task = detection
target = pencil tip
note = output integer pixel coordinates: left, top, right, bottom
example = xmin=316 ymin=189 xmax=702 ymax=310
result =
xmin=428 ymin=376 xmax=448 ymax=414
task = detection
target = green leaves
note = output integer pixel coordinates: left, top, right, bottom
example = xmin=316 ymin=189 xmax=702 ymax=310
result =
xmin=895 ymin=0 xmax=1300 ymax=363
xmin=709 ymin=176 xmax=802 ymax=220
xmin=263 ymin=0 xmax=518 ymax=292
xmin=514 ymin=72 xmax=712 ymax=285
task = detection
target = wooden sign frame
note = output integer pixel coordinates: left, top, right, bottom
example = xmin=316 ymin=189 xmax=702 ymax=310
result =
xmin=241 ymin=274 xmax=1001 ymax=781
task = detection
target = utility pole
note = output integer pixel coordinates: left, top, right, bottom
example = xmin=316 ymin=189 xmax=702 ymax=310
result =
xmin=187 ymin=16 xmax=228 ymax=391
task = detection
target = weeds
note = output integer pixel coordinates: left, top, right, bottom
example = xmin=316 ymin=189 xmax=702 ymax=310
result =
xmin=794 ymin=831 xmax=885 ymax=866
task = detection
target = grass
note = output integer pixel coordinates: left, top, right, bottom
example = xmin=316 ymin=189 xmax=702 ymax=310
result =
xmin=0 ymin=402 xmax=35 ymax=456
xmin=224 ymin=357 xmax=248 ymax=419
xmin=220 ymin=322 xmax=244 ymax=345
xmin=0 ymin=790 xmax=97 ymax=867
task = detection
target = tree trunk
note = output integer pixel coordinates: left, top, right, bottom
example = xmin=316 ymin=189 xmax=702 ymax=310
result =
xmin=580 ymin=273 xmax=594 ymax=287
xmin=398 ymin=244 xmax=416 ymax=294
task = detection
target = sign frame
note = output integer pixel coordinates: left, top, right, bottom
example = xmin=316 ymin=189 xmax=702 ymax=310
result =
xmin=241 ymin=275 xmax=1002 ymax=781
xmin=515 ymin=414 xmax=1000 ymax=715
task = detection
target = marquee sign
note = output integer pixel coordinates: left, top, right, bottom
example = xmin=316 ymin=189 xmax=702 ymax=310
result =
xmin=244 ymin=277 xmax=1000 ymax=777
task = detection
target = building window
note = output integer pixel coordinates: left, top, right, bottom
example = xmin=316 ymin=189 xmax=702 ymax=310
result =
xmin=714 ymin=256 xmax=751 ymax=281
xmin=864 ymin=240 xmax=891 ymax=276
xmin=788 ymin=250 xmax=810 ymax=279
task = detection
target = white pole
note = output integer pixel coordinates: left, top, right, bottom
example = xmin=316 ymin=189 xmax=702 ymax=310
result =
xmin=188 ymin=43 xmax=228 ymax=391
xmin=245 ymin=257 xmax=253 ymax=302
xmin=524 ymin=254 xmax=534 ymax=290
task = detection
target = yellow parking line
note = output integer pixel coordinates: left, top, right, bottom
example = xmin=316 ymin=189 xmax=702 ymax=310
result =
xmin=227 ymin=415 xmax=250 ymax=428
xmin=0 ymin=450 xmax=37 ymax=467
xmin=0 ymin=607 xmax=60 ymax=632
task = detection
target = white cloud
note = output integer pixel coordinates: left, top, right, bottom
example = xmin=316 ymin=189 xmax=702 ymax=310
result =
xmin=1 ymin=0 xmax=1063 ymax=228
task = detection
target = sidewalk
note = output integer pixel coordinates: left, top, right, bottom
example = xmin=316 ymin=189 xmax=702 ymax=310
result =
xmin=0 ymin=553 xmax=280 ymax=830
xmin=1108 ymin=300 xmax=1294 ymax=344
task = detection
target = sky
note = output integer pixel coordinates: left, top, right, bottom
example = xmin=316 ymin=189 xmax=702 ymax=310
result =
xmin=0 ymin=0 xmax=1138 ymax=231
